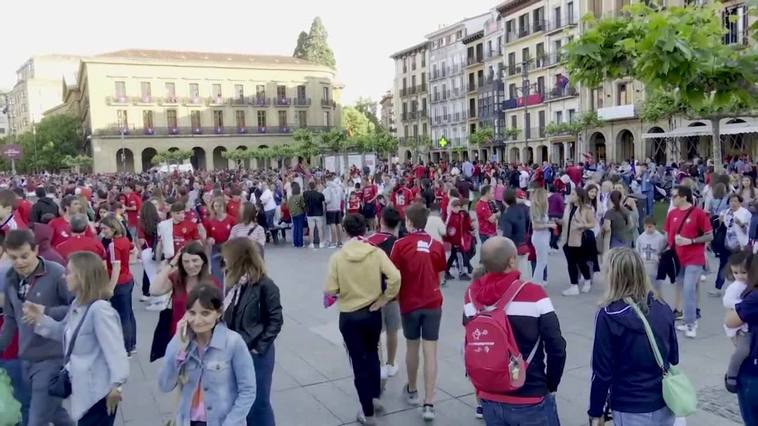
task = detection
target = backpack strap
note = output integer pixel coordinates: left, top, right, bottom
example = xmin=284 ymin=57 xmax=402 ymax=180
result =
xmin=493 ymin=280 xmax=529 ymax=312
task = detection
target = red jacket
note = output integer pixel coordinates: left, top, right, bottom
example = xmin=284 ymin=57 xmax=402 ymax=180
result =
xmin=444 ymin=210 xmax=474 ymax=252
xmin=390 ymin=231 xmax=446 ymax=314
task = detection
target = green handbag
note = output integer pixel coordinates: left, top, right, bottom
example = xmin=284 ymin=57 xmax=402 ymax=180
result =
xmin=625 ymin=297 xmax=698 ymax=417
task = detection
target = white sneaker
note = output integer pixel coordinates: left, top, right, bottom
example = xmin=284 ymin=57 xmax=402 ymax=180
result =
xmin=319 ymin=243 xmax=326 ymax=249
xmin=386 ymin=364 xmax=399 ymax=377
xmin=404 ymin=384 xmax=420 ymax=405
xmin=145 ymin=302 xmax=165 ymax=312
xmin=422 ymin=404 xmax=435 ymax=421
xmin=308 ymin=243 xmax=315 ymax=249
xmin=373 ymin=398 xmax=385 ymax=414
xmin=581 ymin=280 xmax=592 ymax=293
xmin=562 ymin=285 xmax=580 ymax=296
xmin=676 ymin=322 xmax=697 ymax=338
xmin=380 ymin=365 xmax=389 ymax=380
xmin=356 ymin=411 xmax=376 ymax=425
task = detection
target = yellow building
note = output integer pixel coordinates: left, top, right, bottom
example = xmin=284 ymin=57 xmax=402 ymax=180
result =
xmin=67 ymin=49 xmax=341 ymax=173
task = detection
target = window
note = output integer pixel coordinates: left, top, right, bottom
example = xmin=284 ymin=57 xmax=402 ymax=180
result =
xmin=114 ymin=81 xmax=126 ymax=99
xmin=554 ymin=6 xmax=562 ymax=27
xmin=506 ymin=20 xmax=515 ymax=38
xmin=411 ymin=55 xmax=416 ymax=70
xmin=422 ymin=98 xmax=427 ymax=113
xmin=538 ymin=110 xmax=545 ymax=131
xmin=277 ymin=85 xmax=287 ymax=101
xmin=421 ymin=73 xmax=426 ymax=88
xmin=117 ymin=110 xmax=128 ymax=129
xmin=402 ymin=78 xmax=407 ymax=91
xmin=537 ymin=76 xmax=545 ymax=95
xmin=522 ymin=47 xmax=530 ymax=63
xmin=322 ymin=86 xmax=330 ymax=100
xmin=723 ymin=5 xmax=748 ymax=45
xmin=191 ymin=110 xmax=201 ymax=128
xmin=323 ymin=111 xmax=331 ymax=126
xmin=422 ymin=123 xmax=427 ymax=136
xmin=212 ymin=84 xmax=222 ymax=99
xmin=508 ymin=52 xmax=516 ymax=70
xmin=533 ymin=7 xmax=545 ymax=30
xmin=590 ymin=0 xmax=602 ymax=17
xmin=297 ymin=85 xmax=306 ymax=99
xmin=525 ymin=113 xmax=531 ymax=138
xmin=140 ymin=82 xmax=151 ymax=100
xmin=591 ymin=87 xmax=605 ymax=110
xmin=189 ymin=83 xmax=200 ymax=99
xmin=257 ymin=111 xmax=267 ymax=128
xmin=536 ymin=43 xmax=545 ymax=65
xmin=568 ymin=109 xmax=576 ymax=122
xmin=165 ymin=82 xmax=176 ymax=100
xmin=234 ymin=84 xmax=244 ymax=101
xmin=509 ymin=83 xmax=517 ymax=99
xmin=256 ymin=84 xmax=266 ymax=97
xmin=411 ymin=75 xmax=417 ymax=89
xmin=278 ymin=111 xmax=288 ymax=128
xmin=555 ymin=111 xmax=563 ymax=123
xmin=421 ymin=54 xmax=426 ymax=67
xmin=213 ymin=110 xmax=224 ymax=128
xmin=167 ymin=109 xmax=178 ymax=128
xmin=567 ymin=2 xmax=575 ymax=22
xmin=518 ymin=13 xmax=529 ymax=36
xmin=298 ymin=111 xmax=308 ymax=128
xmin=236 ymin=110 xmax=246 ymax=128
xmin=142 ymin=110 xmax=154 ymax=129
xmin=618 ymin=82 xmax=631 ymax=105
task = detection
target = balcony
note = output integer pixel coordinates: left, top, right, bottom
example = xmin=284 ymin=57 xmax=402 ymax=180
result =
xmin=274 ymin=97 xmax=291 ymax=107
xmin=468 ymin=82 xmax=477 ymax=93
xmin=106 ymin=96 xmax=129 ymax=105
xmin=132 ymin=95 xmax=155 ymax=105
xmin=545 ymin=52 xmax=566 ymax=68
xmin=293 ymin=97 xmax=311 ymax=108
xmin=408 ymin=86 xmax=417 ymax=95
xmin=468 ymin=109 xmax=477 ymax=119
xmin=418 ymin=84 xmax=427 ymax=93
xmin=159 ymin=96 xmax=179 ymax=105
xmin=208 ymin=96 xmax=226 ymax=106
xmin=466 ymin=56 xmax=485 ymax=66
xmin=231 ymin=96 xmax=247 ymax=106
xmin=250 ymin=96 xmax=271 ymax=107
xmin=321 ymin=99 xmax=336 ymax=109
xmin=182 ymin=96 xmax=204 ymax=106
xmin=597 ymin=104 xmax=637 ymax=120
xmin=506 ymin=31 xmax=518 ymax=43
xmin=545 ymin=86 xmax=578 ymax=101
xmin=502 ymin=98 xmax=518 ymax=111
xmin=546 ymin=15 xmax=578 ymax=34
xmin=96 ymin=126 xmax=329 ymax=137
xmin=507 ymin=65 xmax=522 ymax=77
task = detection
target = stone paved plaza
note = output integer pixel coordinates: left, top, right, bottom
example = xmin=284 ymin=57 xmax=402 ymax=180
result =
xmin=115 ymin=244 xmax=743 ymax=426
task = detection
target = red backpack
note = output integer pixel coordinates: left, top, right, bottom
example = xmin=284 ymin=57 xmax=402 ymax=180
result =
xmin=464 ymin=280 xmax=540 ymax=394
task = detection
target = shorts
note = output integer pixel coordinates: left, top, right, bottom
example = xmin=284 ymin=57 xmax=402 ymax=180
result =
xmin=362 ymin=202 xmax=377 ymax=219
xmin=381 ymin=300 xmax=400 ymax=333
xmin=401 ymin=308 xmax=442 ymax=341
xmin=326 ymin=211 xmax=342 ymax=225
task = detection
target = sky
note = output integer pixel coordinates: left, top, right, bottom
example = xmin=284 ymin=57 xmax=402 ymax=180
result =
xmin=1 ymin=0 xmax=499 ymax=107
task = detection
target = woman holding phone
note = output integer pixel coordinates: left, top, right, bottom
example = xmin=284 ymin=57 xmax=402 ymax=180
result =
xmin=159 ymin=284 xmax=256 ymax=425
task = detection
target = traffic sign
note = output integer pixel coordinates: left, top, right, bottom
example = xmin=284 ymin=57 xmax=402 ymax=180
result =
xmin=1 ymin=144 xmax=22 ymax=160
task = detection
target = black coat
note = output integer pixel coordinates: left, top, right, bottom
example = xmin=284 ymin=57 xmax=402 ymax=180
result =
xmin=223 ymin=275 xmax=283 ymax=354
xmin=30 ymin=197 xmax=59 ymax=224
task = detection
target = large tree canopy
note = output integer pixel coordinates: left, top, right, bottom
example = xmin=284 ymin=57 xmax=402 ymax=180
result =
xmin=15 ymin=114 xmax=83 ymax=172
xmin=565 ymin=2 xmax=758 ymax=168
xmin=293 ymin=17 xmax=336 ymax=68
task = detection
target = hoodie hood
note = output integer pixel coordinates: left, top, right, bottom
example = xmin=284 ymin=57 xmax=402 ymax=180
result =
xmin=602 ymin=293 xmax=663 ymax=334
xmin=341 ymin=240 xmax=377 ymax=262
xmin=467 ymin=270 xmax=521 ymax=306
xmin=32 ymin=223 xmax=53 ymax=249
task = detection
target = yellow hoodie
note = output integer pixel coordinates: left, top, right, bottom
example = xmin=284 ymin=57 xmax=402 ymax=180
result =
xmin=324 ymin=240 xmax=401 ymax=312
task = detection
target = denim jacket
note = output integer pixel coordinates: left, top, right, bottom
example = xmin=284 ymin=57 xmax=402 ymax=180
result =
xmin=159 ymin=323 xmax=256 ymax=426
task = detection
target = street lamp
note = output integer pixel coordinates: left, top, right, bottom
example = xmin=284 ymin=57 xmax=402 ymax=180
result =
xmin=32 ymin=121 xmax=38 ymax=173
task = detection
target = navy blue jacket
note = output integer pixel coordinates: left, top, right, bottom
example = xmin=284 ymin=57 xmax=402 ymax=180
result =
xmin=588 ymin=294 xmax=679 ymax=417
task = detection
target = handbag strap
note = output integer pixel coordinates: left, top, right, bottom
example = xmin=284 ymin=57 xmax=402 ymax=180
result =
xmin=63 ymin=302 xmax=94 ymax=364
xmin=675 ymin=208 xmax=695 ymax=236
xmin=623 ymin=297 xmax=665 ymax=372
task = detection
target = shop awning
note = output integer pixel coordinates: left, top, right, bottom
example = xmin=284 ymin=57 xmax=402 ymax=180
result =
xmin=642 ymin=122 xmax=758 ymax=139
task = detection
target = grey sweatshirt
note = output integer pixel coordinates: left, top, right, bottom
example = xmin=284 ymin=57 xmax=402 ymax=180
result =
xmin=0 ymin=258 xmax=73 ymax=361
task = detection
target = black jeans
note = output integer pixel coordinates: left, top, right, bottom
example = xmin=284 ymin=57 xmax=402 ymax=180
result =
xmin=563 ymin=245 xmax=591 ymax=285
xmin=339 ymin=307 xmax=382 ymax=417
xmin=141 ymin=270 xmax=150 ymax=297
xmin=446 ymin=246 xmax=472 ymax=275
xmin=77 ymin=397 xmax=116 ymax=426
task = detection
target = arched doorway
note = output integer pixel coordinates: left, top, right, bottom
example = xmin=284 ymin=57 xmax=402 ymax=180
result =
xmin=616 ymin=130 xmax=634 ymax=163
xmin=589 ymin=132 xmax=606 ymax=163
xmin=405 ymin=150 xmax=412 ymax=161
xmin=646 ymin=127 xmax=666 ymax=166
xmin=537 ymin=145 xmax=548 ymax=163
xmin=235 ymin=146 xmax=249 ymax=169
xmin=115 ymin=148 xmax=135 ymax=173
xmin=257 ymin=145 xmax=269 ymax=169
xmin=213 ymin=146 xmax=228 ymax=170
xmin=683 ymin=122 xmax=708 ymax=160
xmin=509 ymin=147 xmax=520 ymax=163
xmin=524 ymin=147 xmax=534 ymax=164
xmin=191 ymin=147 xmax=206 ymax=170
xmin=554 ymin=143 xmax=565 ymax=165
xmin=141 ymin=148 xmax=157 ymax=171
xmin=724 ymin=119 xmax=747 ymax=161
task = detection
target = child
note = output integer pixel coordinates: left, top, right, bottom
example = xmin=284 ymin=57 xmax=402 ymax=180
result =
xmin=636 ymin=216 xmax=666 ymax=289
xmin=723 ymin=250 xmax=752 ymax=393
xmin=347 ymin=182 xmax=363 ymax=215
xmin=444 ymin=199 xmax=474 ymax=281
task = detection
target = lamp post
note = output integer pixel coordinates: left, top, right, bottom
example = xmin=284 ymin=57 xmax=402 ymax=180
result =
xmin=120 ymin=128 xmax=126 ymax=172
xmin=32 ymin=121 xmax=38 ymax=173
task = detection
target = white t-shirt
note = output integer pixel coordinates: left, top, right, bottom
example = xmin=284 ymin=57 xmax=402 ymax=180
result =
xmin=260 ymin=189 xmax=277 ymax=212
xmin=723 ymin=207 xmax=751 ymax=250
xmin=425 ymin=215 xmax=447 ymax=243
xmin=723 ymin=280 xmax=749 ymax=337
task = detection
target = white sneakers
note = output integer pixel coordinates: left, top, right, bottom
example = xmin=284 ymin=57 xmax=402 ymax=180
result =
xmin=676 ymin=322 xmax=697 ymax=338
xmin=581 ymin=280 xmax=592 ymax=294
xmin=562 ymin=285 xmax=580 ymax=296
xmin=381 ymin=364 xmax=399 ymax=379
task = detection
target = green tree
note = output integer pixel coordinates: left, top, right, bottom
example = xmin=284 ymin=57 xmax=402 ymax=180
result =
xmin=294 ymin=17 xmax=336 ymax=68
xmin=62 ymin=154 xmax=93 ymax=173
xmin=319 ymin=128 xmax=347 ymax=173
xmin=342 ymin=106 xmax=375 ymax=138
xmin=293 ymin=128 xmax=320 ymax=165
xmin=152 ymin=149 xmax=192 ymax=166
xmin=354 ymin=97 xmax=382 ymax=129
xmin=566 ymin=3 xmax=758 ymax=170
xmin=544 ymin=112 xmax=601 ymax=157
xmin=469 ymin=126 xmax=495 ymax=146
xmin=292 ymin=31 xmax=309 ymax=57
xmin=17 ymin=114 xmax=82 ymax=172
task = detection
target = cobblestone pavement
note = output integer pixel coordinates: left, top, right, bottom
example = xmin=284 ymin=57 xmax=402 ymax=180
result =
xmin=115 ymin=244 xmax=742 ymax=426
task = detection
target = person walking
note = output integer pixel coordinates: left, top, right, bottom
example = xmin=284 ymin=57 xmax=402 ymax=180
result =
xmin=500 ymin=190 xmax=531 ymax=278
xmin=287 ymin=182 xmax=306 ymax=248
xmin=230 ymin=202 xmax=267 ymax=250
xmin=475 ymin=185 xmax=498 ymax=245
xmin=711 ymin=194 xmax=752 ymax=296
xmin=0 ymin=229 xmax=74 ymax=426
xmin=324 ymin=176 xmax=345 ymax=248
xmin=588 ymin=248 xmax=679 ymax=426
xmin=559 ymin=187 xmax=596 ymax=296
xmin=54 ymin=214 xmax=106 ymax=263
xmin=136 ymin=200 xmax=161 ymax=302
xmin=159 ymin=284 xmax=256 ymax=426
xmin=324 ymin=213 xmax=401 ymax=425
xmin=25 ymin=251 xmax=129 ymax=426
xmin=203 ymin=197 xmax=237 ymax=285
xmin=530 ymin=187 xmax=556 ymax=286
xmin=303 ymin=181 xmax=326 ymax=249
xmin=463 ymin=236 xmax=566 ymax=425
xmin=222 ymin=237 xmax=283 ymax=426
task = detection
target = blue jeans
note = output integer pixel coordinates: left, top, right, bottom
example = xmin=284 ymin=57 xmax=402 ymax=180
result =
xmin=0 ymin=358 xmax=29 ymax=425
xmin=247 ymin=344 xmax=276 ymax=426
xmin=210 ymin=245 xmax=224 ymax=286
xmin=677 ymin=265 xmax=702 ymax=326
xmin=612 ymin=406 xmax=674 ymax=426
xmin=738 ymin=374 xmax=758 ymax=426
xmin=715 ymin=247 xmax=731 ymax=290
xmin=481 ymin=393 xmax=560 ymax=426
xmin=292 ymin=214 xmax=305 ymax=247
xmin=264 ymin=209 xmax=277 ymax=243
xmin=110 ymin=280 xmax=136 ymax=352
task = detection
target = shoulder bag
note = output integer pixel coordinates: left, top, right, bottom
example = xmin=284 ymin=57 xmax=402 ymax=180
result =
xmin=624 ymin=297 xmax=697 ymax=417
xmin=49 ymin=303 xmax=94 ymax=398
xmin=657 ymin=208 xmax=695 ymax=279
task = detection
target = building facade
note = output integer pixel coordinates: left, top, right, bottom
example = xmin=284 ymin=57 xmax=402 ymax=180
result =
xmin=64 ymin=50 xmax=341 ymax=173
xmin=6 ymin=55 xmax=81 ymax=135
xmin=0 ymin=92 xmax=8 ymax=137
xmin=379 ymin=90 xmax=396 ymax=136
xmin=478 ymin=11 xmax=506 ymax=162
xmin=390 ymin=42 xmax=430 ymax=162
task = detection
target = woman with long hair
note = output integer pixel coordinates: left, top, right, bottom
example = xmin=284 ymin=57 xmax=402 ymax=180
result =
xmin=203 ymin=196 xmax=237 ymax=284
xmin=740 ymin=176 xmax=756 ymax=207
xmin=222 ymin=238 xmax=283 ymax=426
xmin=588 ymin=248 xmax=678 ymax=426
xmin=288 ymin=182 xmax=306 ymax=248
xmin=602 ymin=190 xmax=633 ymax=250
xmin=137 ymin=199 xmax=161 ymax=302
xmin=559 ymin=187 xmax=596 ymax=296
xmin=159 ymin=284 xmax=256 ymax=426
xmin=530 ymin=187 xmax=556 ymax=286
xmin=25 ymin=251 xmax=129 ymax=426
xmin=712 ymin=194 xmax=752 ymax=295
xmin=99 ymin=214 xmax=137 ymax=355
xmin=230 ymin=201 xmax=267 ymax=249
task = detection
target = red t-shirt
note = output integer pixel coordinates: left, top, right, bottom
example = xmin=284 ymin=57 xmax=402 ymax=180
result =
xmin=56 ymin=234 xmax=107 ymax=262
xmin=48 ymin=217 xmax=95 ymax=247
xmin=106 ymin=236 xmax=133 ymax=285
xmin=362 ymin=184 xmax=378 ymax=204
xmin=414 ymin=165 xmax=427 ymax=179
xmin=125 ymin=192 xmax=142 ymax=226
xmin=566 ymin=165 xmax=582 ymax=185
xmin=17 ymin=199 xmax=32 ymax=224
xmin=664 ymin=207 xmax=712 ymax=267
xmin=226 ymin=199 xmax=242 ymax=221
xmin=390 ymin=231 xmax=446 ymax=314
xmin=0 ymin=210 xmax=27 ymax=232
xmin=172 ymin=219 xmax=200 ymax=253
xmin=168 ymin=273 xmax=222 ymax=335
xmin=392 ymin=187 xmax=414 ymax=217
xmin=475 ymin=199 xmax=497 ymax=237
xmin=0 ymin=317 xmax=18 ymax=360
xmin=203 ymin=215 xmax=237 ymax=245
xmin=347 ymin=191 xmax=363 ymax=214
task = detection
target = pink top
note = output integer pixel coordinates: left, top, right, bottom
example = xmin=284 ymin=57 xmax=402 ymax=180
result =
xmin=494 ymin=184 xmax=506 ymax=202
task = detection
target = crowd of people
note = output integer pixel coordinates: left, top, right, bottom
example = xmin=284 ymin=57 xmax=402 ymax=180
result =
xmin=0 ymin=153 xmax=756 ymax=425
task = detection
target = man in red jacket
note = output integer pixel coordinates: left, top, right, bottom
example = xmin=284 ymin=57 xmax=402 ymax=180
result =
xmin=390 ymin=202 xmax=446 ymax=421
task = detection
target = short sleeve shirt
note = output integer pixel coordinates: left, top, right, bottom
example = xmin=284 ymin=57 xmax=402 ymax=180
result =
xmin=664 ymin=207 xmax=712 ymax=267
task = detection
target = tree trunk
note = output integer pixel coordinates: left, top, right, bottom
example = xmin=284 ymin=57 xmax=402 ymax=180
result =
xmin=711 ymin=118 xmax=722 ymax=173
xmin=343 ymin=150 xmax=349 ymax=175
